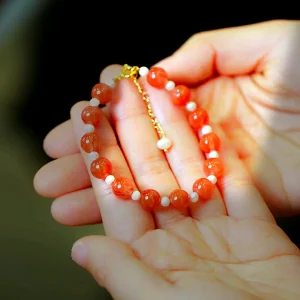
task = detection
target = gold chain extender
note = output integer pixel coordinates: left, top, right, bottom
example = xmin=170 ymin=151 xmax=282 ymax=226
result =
xmin=114 ymin=64 xmax=169 ymax=151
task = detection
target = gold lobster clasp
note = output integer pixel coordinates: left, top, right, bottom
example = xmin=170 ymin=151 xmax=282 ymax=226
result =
xmin=114 ymin=64 xmax=140 ymax=82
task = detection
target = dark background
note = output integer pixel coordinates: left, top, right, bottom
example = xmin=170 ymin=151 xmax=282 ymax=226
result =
xmin=1 ymin=0 xmax=300 ymax=299
xmin=20 ymin=3 xmax=300 ymax=147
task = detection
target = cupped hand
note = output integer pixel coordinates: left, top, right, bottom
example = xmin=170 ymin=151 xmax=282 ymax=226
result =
xmin=47 ymin=79 xmax=300 ymax=300
xmin=34 ymin=20 xmax=300 ymax=229
xmin=157 ymin=19 xmax=300 ymax=216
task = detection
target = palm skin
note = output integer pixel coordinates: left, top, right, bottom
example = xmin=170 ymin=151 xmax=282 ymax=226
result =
xmin=125 ymin=216 xmax=300 ymax=300
xmin=193 ymin=74 xmax=300 ymax=217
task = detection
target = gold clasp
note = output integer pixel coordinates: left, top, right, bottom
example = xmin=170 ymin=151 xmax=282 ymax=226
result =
xmin=114 ymin=64 xmax=139 ymax=82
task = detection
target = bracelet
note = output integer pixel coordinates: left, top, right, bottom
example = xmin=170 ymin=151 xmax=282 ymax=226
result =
xmin=79 ymin=64 xmax=223 ymax=211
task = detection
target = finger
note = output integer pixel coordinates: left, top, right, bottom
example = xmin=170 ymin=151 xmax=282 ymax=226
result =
xmin=44 ymin=120 xmax=78 ymax=158
xmin=156 ymin=20 xmax=289 ymax=84
xmin=44 ymin=107 xmax=110 ymax=159
xmin=110 ymin=79 xmax=187 ymax=228
xmin=99 ymin=64 xmax=123 ymax=86
xmin=34 ymin=153 xmax=90 ymax=198
xmin=51 ymin=188 xmax=101 ymax=226
xmin=71 ymin=236 xmax=169 ymax=300
xmin=214 ymin=125 xmax=275 ymax=223
xmin=142 ymin=78 xmax=226 ymax=220
xmin=71 ymin=101 xmax=154 ymax=243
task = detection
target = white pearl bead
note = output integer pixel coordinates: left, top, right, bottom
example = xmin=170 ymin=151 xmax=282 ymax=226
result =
xmin=131 ymin=191 xmax=141 ymax=201
xmin=157 ymin=137 xmax=172 ymax=150
xmin=84 ymin=124 xmax=94 ymax=133
xmin=165 ymin=81 xmax=175 ymax=91
xmin=88 ymin=151 xmax=99 ymax=162
xmin=201 ymin=125 xmax=212 ymax=136
xmin=189 ymin=192 xmax=199 ymax=203
xmin=207 ymin=150 xmax=219 ymax=159
xmin=161 ymin=196 xmax=170 ymax=207
xmin=139 ymin=66 xmax=149 ymax=77
xmin=109 ymin=81 xmax=116 ymax=88
xmin=90 ymin=98 xmax=100 ymax=106
xmin=207 ymin=175 xmax=217 ymax=184
xmin=186 ymin=101 xmax=197 ymax=112
xmin=105 ymin=175 xmax=115 ymax=185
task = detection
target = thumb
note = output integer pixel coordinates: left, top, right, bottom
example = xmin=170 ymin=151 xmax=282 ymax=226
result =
xmin=71 ymin=236 xmax=169 ymax=300
xmin=155 ymin=20 xmax=293 ymax=84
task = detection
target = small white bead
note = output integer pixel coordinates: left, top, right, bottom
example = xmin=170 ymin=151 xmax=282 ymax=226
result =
xmin=84 ymin=124 xmax=94 ymax=133
xmin=157 ymin=137 xmax=172 ymax=150
xmin=105 ymin=175 xmax=115 ymax=185
xmin=139 ymin=66 xmax=149 ymax=77
xmin=131 ymin=191 xmax=141 ymax=201
xmin=207 ymin=175 xmax=217 ymax=184
xmin=88 ymin=151 xmax=99 ymax=162
xmin=189 ymin=192 xmax=199 ymax=203
xmin=201 ymin=125 xmax=213 ymax=136
xmin=207 ymin=150 xmax=219 ymax=159
xmin=186 ymin=101 xmax=197 ymax=112
xmin=109 ymin=81 xmax=116 ymax=88
xmin=161 ymin=196 xmax=170 ymax=207
xmin=90 ymin=98 xmax=100 ymax=106
xmin=165 ymin=81 xmax=175 ymax=91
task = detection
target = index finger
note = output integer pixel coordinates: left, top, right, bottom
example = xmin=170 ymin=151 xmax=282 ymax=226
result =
xmin=71 ymin=101 xmax=155 ymax=243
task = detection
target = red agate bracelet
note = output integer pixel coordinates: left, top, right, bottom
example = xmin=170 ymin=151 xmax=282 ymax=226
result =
xmin=80 ymin=64 xmax=223 ymax=211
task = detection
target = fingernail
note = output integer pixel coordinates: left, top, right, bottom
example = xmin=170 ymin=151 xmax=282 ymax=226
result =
xmin=71 ymin=241 xmax=87 ymax=267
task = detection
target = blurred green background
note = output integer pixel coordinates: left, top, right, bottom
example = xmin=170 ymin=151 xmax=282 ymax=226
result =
xmin=0 ymin=1 xmax=110 ymax=299
xmin=0 ymin=1 xmax=299 ymax=299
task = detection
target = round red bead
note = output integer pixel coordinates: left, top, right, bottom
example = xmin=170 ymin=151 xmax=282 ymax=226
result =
xmin=91 ymin=83 xmax=113 ymax=104
xmin=80 ymin=132 xmax=101 ymax=153
xmin=90 ymin=157 xmax=112 ymax=179
xmin=200 ymin=133 xmax=221 ymax=153
xmin=81 ymin=106 xmax=102 ymax=126
xmin=193 ymin=178 xmax=214 ymax=201
xmin=203 ymin=158 xmax=224 ymax=177
xmin=112 ymin=177 xmax=135 ymax=200
xmin=140 ymin=189 xmax=161 ymax=211
xmin=188 ymin=108 xmax=209 ymax=129
xmin=147 ymin=67 xmax=168 ymax=89
xmin=170 ymin=85 xmax=191 ymax=106
xmin=169 ymin=189 xmax=190 ymax=210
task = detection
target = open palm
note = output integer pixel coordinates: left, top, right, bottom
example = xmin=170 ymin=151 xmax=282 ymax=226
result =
xmin=34 ymin=20 xmax=300 ymax=231
xmin=34 ymin=60 xmax=300 ymax=299
xmin=157 ymin=20 xmax=300 ymax=216
xmin=65 ymin=89 xmax=300 ymax=299
xmin=113 ymin=216 xmax=300 ymax=300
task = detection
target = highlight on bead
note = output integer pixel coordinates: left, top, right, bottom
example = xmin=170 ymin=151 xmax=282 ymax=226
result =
xmin=91 ymin=83 xmax=113 ymax=104
xmin=81 ymin=106 xmax=102 ymax=126
xmin=77 ymin=64 xmax=224 ymax=211
xmin=170 ymin=85 xmax=191 ymax=106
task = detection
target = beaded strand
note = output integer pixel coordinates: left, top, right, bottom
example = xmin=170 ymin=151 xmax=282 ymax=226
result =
xmin=80 ymin=65 xmax=224 ymax=211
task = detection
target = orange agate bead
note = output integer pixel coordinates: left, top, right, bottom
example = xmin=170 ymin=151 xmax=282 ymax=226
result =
xmin=169 ymin=189 xmax=190 ymax=210
xmin=170 ymin=85 xmax=191 ymax=106
xmin=188 ymin=108 xmax=209 ymax=129
xmin=90 ymin=157 xmax=112 ymax=179
xmin=112 ymin=177 xmax=135 ymax=200
xmin=147 ymin=67 xmax=168 ymax=88
xmin=200 ymin=133 xmax=221 ymax=153
xmin=203 ymin=158 xmax=224 ymax=177
xmin=91 ymin=83 xmax=113 ymax=104
xmin=140 ymin=189 xmax=161 ymax=211
xmin=81 ymin=106 xmax=102 ymax=126
xmin=192 ymin=178 xmax=214 ymax=201
xmin=80 ymin=132 xmax=101 ymax=153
